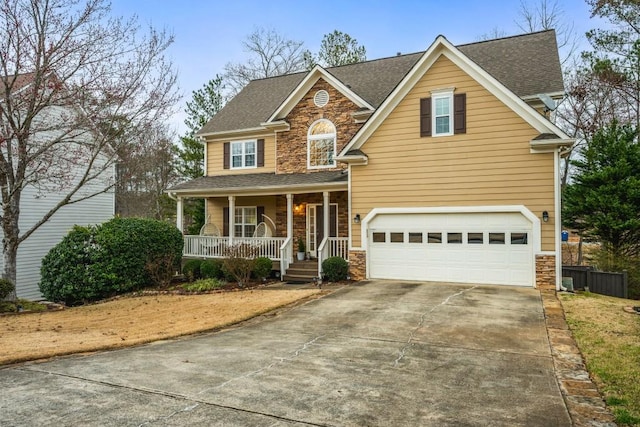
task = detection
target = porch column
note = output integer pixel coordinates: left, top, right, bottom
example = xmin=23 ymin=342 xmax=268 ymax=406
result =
xmin=323 ymin=191 xmax=330 ymax=241
xmin=176 ymin=196 xmax=183 ymax=233
xmin=286 ymin=193 xmax=293 ymax=239
xmin=228 ymin=195 xmax=235 ymax=245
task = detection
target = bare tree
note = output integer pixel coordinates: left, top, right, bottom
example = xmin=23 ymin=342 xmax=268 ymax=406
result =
xmin=116 ymin=125 xmax=179 ymax=220
xmin=223 ymin=27 xmax=306 ymax=95
xmin=516 ymin=0 xmax=581 ymax=65
xmin=476 ymin=27 xmax=509 ymax=41
xmin=0 ymin=0 xmax=180 ymax=298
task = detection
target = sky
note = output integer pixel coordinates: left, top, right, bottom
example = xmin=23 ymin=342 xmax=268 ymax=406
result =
xmin=108 ymin=0 xmax=603 ymax=136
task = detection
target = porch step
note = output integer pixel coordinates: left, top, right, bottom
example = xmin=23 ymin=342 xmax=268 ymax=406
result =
xmin=283 ymin=260 xmax=318 ymax=283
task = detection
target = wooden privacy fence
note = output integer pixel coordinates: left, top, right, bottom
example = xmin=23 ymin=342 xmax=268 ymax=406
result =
xmin=562 ymin=266 xmax=628 ymax=299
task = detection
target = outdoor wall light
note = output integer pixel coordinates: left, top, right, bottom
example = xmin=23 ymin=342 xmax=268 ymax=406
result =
xmin=354 ymin=214 xmax=361 ymax=224
xmin=542 ymin=211 xmax=549 ymax=222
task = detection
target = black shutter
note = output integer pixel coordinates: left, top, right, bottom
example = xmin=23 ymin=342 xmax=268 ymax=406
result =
xmin=223 ymin=207 xmax=229 ymax=236
xmin=223 ymin=142 xmax=230 ymax=169
xmin=420 ymin=97 xmax=431 ymax=137
xmin=454 ymin=93 xmax=466 ymax=134
xmin=257 ymin=206 xmax=265 ymax=224
xmin=257 ymin=139 xmax=265 ymax=167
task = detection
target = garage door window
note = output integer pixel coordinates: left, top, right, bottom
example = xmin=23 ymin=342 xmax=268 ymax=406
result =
xmin=468 ymin=232 xmax=483 ymax=243
xmin=372 ymin=232 xmax=386 ymax=243
xmin=489 ymin=233 xmax=505 ymax=244
xmin=390 ymin=232 xmax=404 ymax=243
xmin=511 ymin=232 xmax=528 ymax=244
xmin=448 ymin=232 xmax=462 ymax=244
xmin=408 ymin=232 xmax=423 ymax=243
xmin=428 ymin=232 xmax=442 ymax=243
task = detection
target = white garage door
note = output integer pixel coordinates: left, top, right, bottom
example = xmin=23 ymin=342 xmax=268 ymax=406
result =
xmin=368 ymin=212 xmax=534 ymax=286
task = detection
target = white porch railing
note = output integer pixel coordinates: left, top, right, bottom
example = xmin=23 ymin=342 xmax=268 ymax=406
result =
xmin=183 ymin=236 xmax=286 ymax=260
xmin=280 ymin=237 xmax=293 ymax=278
xmin=317 ymin=237 xmax=349 ymax=277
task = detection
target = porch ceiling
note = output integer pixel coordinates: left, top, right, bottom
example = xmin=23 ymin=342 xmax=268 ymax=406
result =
xmin=168 ymin=170 xmax=348 ymax=197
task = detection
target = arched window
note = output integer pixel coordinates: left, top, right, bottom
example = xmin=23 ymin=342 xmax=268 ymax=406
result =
xmin=307 ymin=119 xmax=336 ymax=168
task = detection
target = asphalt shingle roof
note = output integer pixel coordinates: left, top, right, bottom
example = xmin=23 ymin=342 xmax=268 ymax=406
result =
xmin=198 ymin=30 xmax=563 ymax=135
xmin=169 ymin=170 xmax=348 ymax=193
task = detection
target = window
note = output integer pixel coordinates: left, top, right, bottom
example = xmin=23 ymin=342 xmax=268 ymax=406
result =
xmin=468 ymin=232 xmax=484 ymax=244
xmin=511 ymin=233 xmax=528 ymax=245
xmin=428 ymin=232 xmax=442 ymax=243
xmin=231 ymin=140 xmax=256 ymax=169
xmin=447 ymin=232 xmax=462 ymax=244
xmin=408 ymin=232 xmax=423 ymax=243
xmin=390 ymin=232 xmax=404 ymax=243
xmin=308 ymin=119 xmax=336 ymax=168
xmin=489 ymin=233 xmax=505 ymax=244
xmin=372 ymin=232 xmax=386 ymax=243
xmin=234 ymin=207 xmax=257 ymax=237
xmin=420 ymin=92 xmax=466 ymax=137
xmin=433 ymin=93 xmax=453 ymax=136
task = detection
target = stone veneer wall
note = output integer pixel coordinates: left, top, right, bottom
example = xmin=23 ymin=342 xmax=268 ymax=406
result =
xmin=536 ymin=254 xmax=556 ymax=290
xmin=276 ymin=78 xmax=363 ymax=174
xmin=275 ymin=192 xmax=349 ymax=246
xmin=349 ymin=250 xmax=366 ymax=281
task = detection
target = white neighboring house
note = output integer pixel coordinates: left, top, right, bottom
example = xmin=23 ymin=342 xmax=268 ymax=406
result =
xmin=3 ymin=179 xmax=114 ymax=300
xmin=1 ymin=77 xmax=115 ymax=300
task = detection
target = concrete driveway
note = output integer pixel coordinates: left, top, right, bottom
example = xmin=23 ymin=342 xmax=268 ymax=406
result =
xmin=0 ymin=281 xmax=571 ymax=426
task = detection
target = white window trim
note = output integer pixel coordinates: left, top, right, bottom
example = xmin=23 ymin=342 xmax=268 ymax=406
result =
xmin=431 ymin=89 xmax=454 ymax=137
xmin=234 ymin=206 xmax=257 ymax=237
xmin=230 ymin=140 xmax=258 ymax=170
xmin=307 ymin=119 xmax=337 ymax=169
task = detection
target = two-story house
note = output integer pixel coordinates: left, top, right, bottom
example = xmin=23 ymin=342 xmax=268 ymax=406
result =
xmin=169 ymin=30 xmax=573 ymax=289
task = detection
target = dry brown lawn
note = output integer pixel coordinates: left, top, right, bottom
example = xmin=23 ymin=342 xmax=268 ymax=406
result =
xmin=560 ymin=292 xmax=640 ymax=425
xmin=0 ymin=288 xmax=322 ymax=366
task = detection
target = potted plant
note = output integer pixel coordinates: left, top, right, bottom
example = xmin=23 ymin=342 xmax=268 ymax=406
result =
xmin=297 ymin=237 xmax=306 ymax=261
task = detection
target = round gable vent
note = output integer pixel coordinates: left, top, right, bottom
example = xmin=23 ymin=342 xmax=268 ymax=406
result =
xmin=314 ymin=90 xmax=329 ymax=107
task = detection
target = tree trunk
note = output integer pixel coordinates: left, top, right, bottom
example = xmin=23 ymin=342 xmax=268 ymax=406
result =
xmin=2 ymin=195 xmax=20 ymax=302
xmin=2 ymin=232 xmax=19 ymax=301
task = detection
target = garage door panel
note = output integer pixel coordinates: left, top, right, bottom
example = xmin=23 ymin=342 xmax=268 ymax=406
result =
xmin=368 ymin=213 xmax=534 ymax=287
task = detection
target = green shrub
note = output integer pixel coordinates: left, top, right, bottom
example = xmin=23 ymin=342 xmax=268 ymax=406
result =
xmin=39 ymin=218 xmax=183 ymax=306
xmin=39 ymin=225 xmax=99 ymax=305
xmin=0 ymin=278 xmax=15 ymax=300
xmin=322 ymin=257 xmax=349 ymax=282
xmin=200 ymin=259 xmax=223 ymax=279
xmin=252 ymin=257 xmax=273 ymax=280
xmin=183 ymin=259 xmax=202 ymax=282
xmin=182 ymin=278 xmax=226 ymax=292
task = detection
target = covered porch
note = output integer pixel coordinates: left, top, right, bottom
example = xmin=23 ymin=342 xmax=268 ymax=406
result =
xmin=169 ymin=171 xmax=350 ymax=279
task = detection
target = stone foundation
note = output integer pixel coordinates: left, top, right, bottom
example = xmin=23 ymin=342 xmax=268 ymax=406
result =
xmin=536 ymin=254 xmax=556 ymax=291
xmin=349 ymin=250 xmax=366 ymax=281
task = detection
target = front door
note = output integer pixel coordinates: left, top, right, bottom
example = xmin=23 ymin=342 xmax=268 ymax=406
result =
xmin=307 ymin=204 xmax=338 ymax=257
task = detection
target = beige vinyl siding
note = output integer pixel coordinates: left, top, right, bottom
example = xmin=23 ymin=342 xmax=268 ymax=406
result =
xmin=206 ymin=196 xmax=277 ymax=235
xmin=206 ymin=135 xmax=276 ymax=176
xmin=351 ymin=54 xmax=556 ymax=251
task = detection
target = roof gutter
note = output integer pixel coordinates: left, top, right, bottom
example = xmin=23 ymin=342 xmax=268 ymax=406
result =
xmin=167 ymin=180 xmax=348 ymax=198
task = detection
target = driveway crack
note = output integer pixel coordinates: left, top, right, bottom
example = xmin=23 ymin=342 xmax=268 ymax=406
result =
xmin=198 ymin=334 xmax=326 ymax=394
xmin=393 ymin=285 xmax=477 ymax=367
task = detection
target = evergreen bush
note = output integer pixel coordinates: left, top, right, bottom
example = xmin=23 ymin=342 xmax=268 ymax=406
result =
xmin=252 ymin=257 xmax=273 ymax=280
xmin=0 ymin=278 xmax=15 ymax=300
xmin=322 ymin=257 xmax=349 ymax=282
xmin=39 ymin=218 xmax=183 ymax=305
xmin=183 ymin=259 xmax=202 ymax=282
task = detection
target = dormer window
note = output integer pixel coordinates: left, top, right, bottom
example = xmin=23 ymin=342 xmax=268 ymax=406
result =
xmin=308 ymin=119 xmax=336 ymax=168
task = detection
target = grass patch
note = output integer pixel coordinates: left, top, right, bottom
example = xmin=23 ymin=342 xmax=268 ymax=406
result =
xmin=181 ymin=278 xmax=227 ymax=293
xmin=560 ymin=292 xmax=640 ymax=426
xmin=0 ymin=299 xmax=48 ymax=314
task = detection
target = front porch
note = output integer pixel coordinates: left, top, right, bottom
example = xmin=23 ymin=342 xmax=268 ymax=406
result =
xmin=182 ymin=235 xmax=349 ymax=280
xmin=171 ymin=171 xmax=351 ymax=280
